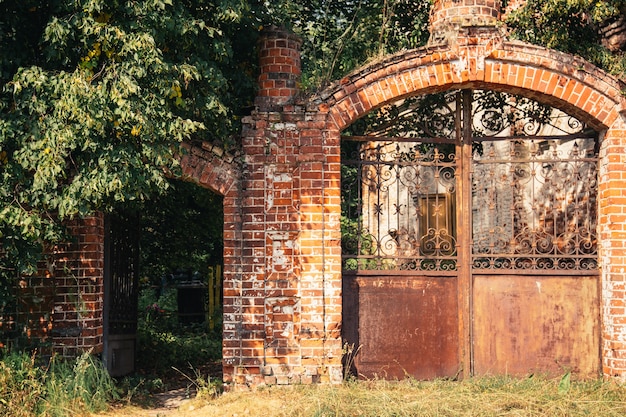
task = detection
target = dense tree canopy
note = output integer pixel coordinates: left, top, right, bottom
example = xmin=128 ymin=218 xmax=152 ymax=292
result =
xmin=268 ymin=0 xmax=431 ymax=89
xmin=0 ymin=0 xmax=261 ymax=279
xmin=505 ymin=0 xmax=626 ymax=76
xmin=139 ymin=179 xmax=223 ymax=285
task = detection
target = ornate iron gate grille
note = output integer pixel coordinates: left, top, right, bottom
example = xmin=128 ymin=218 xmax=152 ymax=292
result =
xmin=341 ymin=90 xmax=598 ymax=272
xmin=471 ymin=139 xmax=598 ymax=271
xmin=342 ymin=142 xmax=458 ymax=271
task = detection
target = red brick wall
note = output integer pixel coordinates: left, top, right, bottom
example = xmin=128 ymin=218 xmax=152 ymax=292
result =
xmin=11 ymin=214 xmax=105 ymax=356
xmin=218 ymin=20 xmax=626 ymax=388
xmin=52 ymin=215 xmax=105 ymax=356
xmin=224 ymin=104 xmax=343 ymax=387
xmin=599 ymin=118 xmax=626 ymax=378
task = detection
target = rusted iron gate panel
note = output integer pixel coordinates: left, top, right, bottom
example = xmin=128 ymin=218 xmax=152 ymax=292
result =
xmin=341 ymin=89 xmax=600 ymax=379
xmin=343 ymin=272 xmax=459 ymax=380
xmin=473 ymin=274 xmax=600 ymax=377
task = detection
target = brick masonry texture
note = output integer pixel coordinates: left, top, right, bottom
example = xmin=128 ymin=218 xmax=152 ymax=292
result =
xmin=7 ymin=214 xmax=105 ymax=357
xmin=431 ymin=0 xmax=501 ymax=30
xmin=223 ymin=13 xmax=626 ymax=388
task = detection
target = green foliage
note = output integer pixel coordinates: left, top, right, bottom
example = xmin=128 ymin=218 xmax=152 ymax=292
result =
xmin=135 ymin=287 xmax=221 ymax=375
xmin=0 ymin=273 xmax=16 ymax=343
xmin=0 ymin=351 xmax=115 ymax=417
xmin=558 ymin=371 xmax=572 ymax=394
xmin=266 ymin=0 xmax=432 ymax=89
xmin=136 ymin=323 xmax=221 ymax=375
xmin=139 ymin=179 xmax=223 ymax=286
xmin=0 ymin=352 xmax=42 ymax=415
xmin=506 ymin=0 xmax=626 ymax=77
xmin=0 ymin=0 xmax=260 ymax=286
xmin=0 ymin=0 xmax=257 ymax=348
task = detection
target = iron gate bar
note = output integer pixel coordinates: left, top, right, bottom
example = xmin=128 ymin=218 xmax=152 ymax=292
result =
xmin=458 ymin=89 xmax=473 ymax=379
xmin=471 ymin=133 xmax=597 ymax=142
xmin=342 ymin=132 xmax=597 ymax=143
xmin=344 ymin=135 xmax=457 ymax=144
xmin=342 ymin=269 xmax=458 ymax=277
xmin=104 ymin=211 xmax=140 ymax=335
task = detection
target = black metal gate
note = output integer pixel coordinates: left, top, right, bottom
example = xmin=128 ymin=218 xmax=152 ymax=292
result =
xmin=103 ymin=210 xmax=140 ymax=377
xmin=342 ymin=89 xmax=600 ymax=379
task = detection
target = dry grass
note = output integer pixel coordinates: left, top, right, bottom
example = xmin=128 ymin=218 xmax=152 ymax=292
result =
xmin=98 ymin=375 xmax=626 ymax=417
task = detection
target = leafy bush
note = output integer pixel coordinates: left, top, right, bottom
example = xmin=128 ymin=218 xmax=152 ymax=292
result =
xmin=135 ymin=287 xmax=222 ymax=375
xmin=0 ymin=351 xmax=116 ymax=417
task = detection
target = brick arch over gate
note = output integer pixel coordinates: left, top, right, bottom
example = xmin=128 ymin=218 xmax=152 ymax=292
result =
xmin=310 ymin=39 xmax=626 ymax=381
xmin=178 ymin=142 xmax=241 ymax=196
xmin=229 ymin=19 xmax=626 ymax=387
xmin=320 ymin=41 xmax=625 ymax=131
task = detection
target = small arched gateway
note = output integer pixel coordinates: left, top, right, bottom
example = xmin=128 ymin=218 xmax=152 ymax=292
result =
xmin=226 ymin=0 xmax=626 ymax=387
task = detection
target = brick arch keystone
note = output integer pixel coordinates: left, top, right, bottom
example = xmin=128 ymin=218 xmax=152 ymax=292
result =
xmin=313 ymin=40 xmax=626 ymax=132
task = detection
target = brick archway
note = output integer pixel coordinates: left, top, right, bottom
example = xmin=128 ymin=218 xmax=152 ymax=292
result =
xmin=178 ymin=142 xmax=241 ymax=196
xmin=312 ymin=40 xmax=626 ymax=381
xmin=229 ymin=22 xmax=626 ymax=387
xmin=320 ymin=41 xmax=624 ymax=132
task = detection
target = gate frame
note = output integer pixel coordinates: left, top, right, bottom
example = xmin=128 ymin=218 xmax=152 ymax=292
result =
xmin=316 ymin=41 xmax=626 ymax=382
xmin=339 ymin=88 xmax=602 ymax=379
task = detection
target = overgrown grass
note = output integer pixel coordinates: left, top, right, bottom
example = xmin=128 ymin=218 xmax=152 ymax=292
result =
xmin=0 ymin=351 xmax=116 ymax=417
xmin=135 ymin=287 xmax=221 ymax=376
xmin=166 ymin=375 xmax=626 ymax=417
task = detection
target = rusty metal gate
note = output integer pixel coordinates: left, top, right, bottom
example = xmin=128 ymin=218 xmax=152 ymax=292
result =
xmin=341 ymin=89 xmax=600 ymax=380
xmin=103 ymin=210 xmax=140 ymax=377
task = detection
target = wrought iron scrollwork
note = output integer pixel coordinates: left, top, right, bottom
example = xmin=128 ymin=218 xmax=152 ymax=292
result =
xmin=342 ymin=89 xmax=598 ymax=272
xmin=342 ymin=141 xmax=457 ymax=271
xmin=471 ymin=139 xmax=598 ymax=271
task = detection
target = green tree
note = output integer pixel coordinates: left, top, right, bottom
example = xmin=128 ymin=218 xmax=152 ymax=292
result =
xmin=506 ymin=0 xmax=626 ymax=76
xmin=0 ymin=0 xmax=261 ymax=282
xmin=138 ymin=179 xmax=223 ymax=286
xmin=265 ymin=0 xmax=432 ymax=89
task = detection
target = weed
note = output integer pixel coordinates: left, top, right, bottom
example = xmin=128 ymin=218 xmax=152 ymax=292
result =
xmin=171 ymin=365 xmax=223 ymax=400
xmin=0 ymin=350 xmax=115 ymax=417
xmin=341 ymin=342 xmax=361 ymax=381
xmin=175 ymin=375 xmax=626 ymax=417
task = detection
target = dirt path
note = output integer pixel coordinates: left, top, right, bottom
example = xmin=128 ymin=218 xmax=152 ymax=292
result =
xmin=95 ymin=388 xmax=195 ymax=417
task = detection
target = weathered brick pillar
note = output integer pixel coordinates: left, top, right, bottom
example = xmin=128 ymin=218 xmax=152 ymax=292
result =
xmin=255 ymin=25 xmax=302 ymax=111
xmin=599 ymin=117 xmax=626 ymax=380
xmin=14 ymin=214 xmax=105 ymax=356
xmin=224 ymin=27 xmax=343 ymax=388
xmin=52 ymin=214 xmax=105 ymax=356
xmin=431 ymin=0 xmax=501 ymax=28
